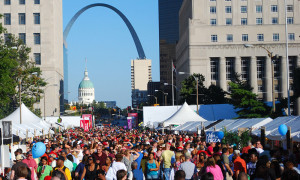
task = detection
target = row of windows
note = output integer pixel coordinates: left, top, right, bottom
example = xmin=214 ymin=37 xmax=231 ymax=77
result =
xmin=210 ymin=57 xmax=297 ymax=82
xmin=3 ymin=13 xmax=40 ymax=25
xmin=210 ymin=5 xmax=294 ymax=14
xmin=4 ymin=33 xmax=40 ymax=44
xmin=210 ymin=17 xmax=294 ymax=26
xmin=79 ymin=92 xmax=94 ymax=97
xmin=4 ymin=0 xmax=40 ymax=5
xmin=210 ymin=33 xmax=295 ymax=42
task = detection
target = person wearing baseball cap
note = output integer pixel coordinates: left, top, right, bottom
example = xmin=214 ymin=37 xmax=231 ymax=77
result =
xmin=233 ymin=150 xmax=247 ymax=179
xmin=10 ymin=154 xmax=28 ymax=180
xmin=51 ymin=156 xmax=72 ymax=180
xmin=23 ymin=151 xmax=38 ymax=180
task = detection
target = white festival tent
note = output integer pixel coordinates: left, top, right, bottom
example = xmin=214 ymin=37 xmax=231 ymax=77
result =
xmin=0 ymin=103 xmax=54 ymax=138
xmin=162 ymin=102 xmax=207 ymax=127
xmin=252 ymin=116 xmax=300 ymax=142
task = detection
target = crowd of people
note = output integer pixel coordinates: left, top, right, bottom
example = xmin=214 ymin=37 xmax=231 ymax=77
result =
xmin=3 ymin=126 xmax=300 ymax=180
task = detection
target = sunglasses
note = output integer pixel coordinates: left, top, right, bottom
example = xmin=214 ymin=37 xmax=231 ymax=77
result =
xmin=88 ymin=159 xmax=93 ymax=161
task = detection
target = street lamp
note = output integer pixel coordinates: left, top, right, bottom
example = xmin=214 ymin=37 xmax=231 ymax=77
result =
xmin=18 ymin=72 xmax=38 ymax=124
xmin=178 ymin=72 xmax=200 ymax=115
xmin=244 ymin=44 xmax=279 ymax=112
xmin=44 ymin=84 xmax=58 ymax=121
xmin=155 ymin=90 xmax=168 ymax=106
xmin=164 ymin=83 xmax=178 ymax=106
xmin=147 ymin=95 xmax=158 ymax=105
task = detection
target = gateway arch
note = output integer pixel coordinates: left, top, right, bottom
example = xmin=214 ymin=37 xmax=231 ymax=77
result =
xmin=63 ymin=3 xmax=146 ymax=101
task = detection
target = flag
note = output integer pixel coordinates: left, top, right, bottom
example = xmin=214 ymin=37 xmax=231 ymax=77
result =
xmin=172 ymin=62 xmax=177 ymax=73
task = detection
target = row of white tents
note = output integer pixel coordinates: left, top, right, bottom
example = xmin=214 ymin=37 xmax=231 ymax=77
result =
xmin=0 ymin=104 xmax=81 ymax=139
xmin=143 ymin=102 xmax=300 ymax=142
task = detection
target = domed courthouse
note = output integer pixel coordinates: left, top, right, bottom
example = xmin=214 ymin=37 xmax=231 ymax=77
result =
xmin=78 ymin=68 xmax=95 ymax=105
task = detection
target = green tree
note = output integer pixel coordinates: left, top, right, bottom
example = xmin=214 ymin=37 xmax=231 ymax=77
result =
xmin=229 ymin=81 xmax=271 ymax=118
xmin=180 ymin=73 xmax=227 ymax=104
xmin=0 ymin=20 xmax=46 ymax=118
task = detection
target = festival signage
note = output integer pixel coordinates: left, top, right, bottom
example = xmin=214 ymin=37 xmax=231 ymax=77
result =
xmin=206 ymin=131 xmax=221 ymax=143
xmin=80 ymin=120 xmax=89 ymax=132
xmin=127 ymin=117 xmax=132 ymax=130
xmin=82 ymin=114 xmax=93 ymax=128
xmin=128 ymin=113 xmax=138 ymax=128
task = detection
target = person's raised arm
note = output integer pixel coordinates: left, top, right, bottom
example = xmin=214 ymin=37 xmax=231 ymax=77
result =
xmin=80 ymin=166 xmax=86 ymax=180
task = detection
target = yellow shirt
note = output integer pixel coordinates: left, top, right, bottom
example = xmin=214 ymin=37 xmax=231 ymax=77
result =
xmin=52 ymin=166 xmax=72 ymax=180
xmin=161 ymin=150 xmax=174 ymax=168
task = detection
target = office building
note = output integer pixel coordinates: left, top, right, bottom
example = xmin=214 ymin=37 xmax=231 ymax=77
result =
xmin=159 ymin=0 xmax=183 ymax=104
xmin=176 ymin=0 xmax=300 ymax=114
xmin=131 ymin=59 xmax=152 ymax=108
xmin=0 ymin=0 xmax=63 ymax=116
xmin=78 ymin=68 xmax=95 ymax=105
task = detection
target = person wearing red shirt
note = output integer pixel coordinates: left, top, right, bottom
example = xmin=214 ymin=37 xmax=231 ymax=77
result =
xmin=242 ymin=142 xmax=252 ymax=154
xmin=22 ymin=151 xmax=38 ymax=180
xmin=233 ymin=150 xmax=247 ymax=179
xmin=93 ymin=146 xmax=107 ymax=166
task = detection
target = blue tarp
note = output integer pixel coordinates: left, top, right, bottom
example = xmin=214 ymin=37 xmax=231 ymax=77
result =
xmin=198 ymin=104 xmax=238 ymax=121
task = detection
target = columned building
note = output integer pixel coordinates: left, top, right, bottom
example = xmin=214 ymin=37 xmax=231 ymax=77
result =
xmin=176 ymin=0 xmax=300 ymax=114
xmin=0 ymin=0 xmax=63 ymax=116
xmin=78 ymin=68 xmax=95 ymax=105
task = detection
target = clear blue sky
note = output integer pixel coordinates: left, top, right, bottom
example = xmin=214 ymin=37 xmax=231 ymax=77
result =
xmin=63 ymin=0 xmax=159 ymax=108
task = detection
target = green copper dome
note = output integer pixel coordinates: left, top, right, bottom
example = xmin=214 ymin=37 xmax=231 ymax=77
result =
xmin=79 ymin=80 xmax=94 ymax=89
xmin=78 ymin=68 xmax=94 ymax=89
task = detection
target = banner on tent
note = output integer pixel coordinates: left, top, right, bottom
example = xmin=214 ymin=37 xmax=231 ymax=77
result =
xmin=206 ymin=131 xmax=221 ymax=143
xmin=82 ymin=114 xmax=93 ymax=128
xmin=2 ymin=121 xmax=12 ymax=139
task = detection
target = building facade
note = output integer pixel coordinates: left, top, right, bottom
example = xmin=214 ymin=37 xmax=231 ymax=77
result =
xmin=131 ymin=59 xmax=152 ymax=108
xmin=78 ymin=68 xmax=95 ymax=105
xmin=176 ymin=0 xmax=300 ymax=114
xmin=0 ymin=0 xmax=63 ymax=116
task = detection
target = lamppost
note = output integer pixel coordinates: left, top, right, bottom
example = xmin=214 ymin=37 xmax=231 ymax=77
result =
xmin=18 ymin=72 xmax=38 ymax=124
xmin=155 ymin=90 xmax=168 ymax=106
xmin=178 ymin=72 xmax=200 ymax=115
xmin=44 ymin=84 xmax=58 ymax=121
xmin=244 ymin=44 xmax=279 ymax=112
xmin=164 ymin=83 xmax=178 ymax=106
xmin=147 ymin=95 xmax=158 ymax=105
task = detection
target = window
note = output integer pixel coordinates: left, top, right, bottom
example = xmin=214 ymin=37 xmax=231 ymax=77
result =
xmin=4 ymin=13 xmax=11 ymax=25
xmin=288 ymin=33 xmax=295 ymax=41
xmin=241 ymin=6 xmax=247 ymax=13
xmin=34 ymin=33 xmax=40 ymax=44
xmin=210 ymin=19 xmax=217 ymax=26
xmin=225 ymin=6 xmax=232 ymax=13
xmin=4 ymin=0 xmax=10 ymax=5
xmin=227 ymin=34 xmax=233 ymax=42
xmin=242 ymin=34 xmax=248 ymax=42
xmin=33 ymin=13 xmax=40 ymax=24
xmin=211 ymin=35 xmax=218 ymax=42
xmin=241 ymin=18 xmax=247 ymax=25
xmin=273 ymin=33 xmax=279 ymax=41
xmin=210 ymin=58 xmax=219 ymax=81
xmin=241 ymin=58 xmax=249 ymax=80
xmin=287 ymin=5 xmax=293 ymax=12
xmin=256 ymin=18 xmax=263 ymax=25
xmin=273 ymin=59 xmax=280 ymax=79
xmin=210 ymin=6 xmax=216 ymax=14
xmin=19 ymin=13 xmax=26 ymax=25
xmin=257 ymin=34 xmax=264 ymax=41
xmin=4 ymin=33 xmax=11 ymax=44
xmin=225 ymin=0 xmax=231 ymax=1
xmin=256 ymin=5 xmax=262 ymax=13
xmin=272 ymin=17 xmax=278 ymax=24
xmin=19 ymin=33 xmax=26 ymax=44
xmin=257 ymin=57 xmax=265 ymax=80
xmin=34 ymin=53 xmax=41 ymax=65
xmin=210 ymin=0 xmax=216 ymax=1
xmin=226 ymin=18 xmax=232 ymax=25
xmin=19 ymin=0 xmax=25 ymax=5
xmin=226 ymin=58 xmax=234 ymax=80
xmin=287 ymin=17 xmax=294 ymax=24
xmin=289 ymin=57 xmax=296 ymax=79
xmin=271 ymin=5 xmax=278 ymax=12
xmin=34 ymin=0 xmax=40 ymax=4
xmin=258 ymin=85 xmax=263 ymax=93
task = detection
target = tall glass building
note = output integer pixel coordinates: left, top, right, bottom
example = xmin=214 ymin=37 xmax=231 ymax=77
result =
xmin=159 ymin=0 xmax=183 ymax=104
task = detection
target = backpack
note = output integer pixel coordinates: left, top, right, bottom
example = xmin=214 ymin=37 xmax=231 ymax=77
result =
xmin=52 ymin=167 xmax=67 ymax=180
